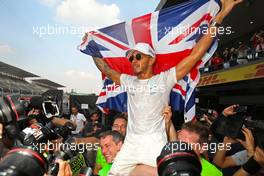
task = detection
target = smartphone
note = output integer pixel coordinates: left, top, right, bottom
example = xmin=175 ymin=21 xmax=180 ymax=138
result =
xmin=235 ymin=106 xmax=247 ymax=113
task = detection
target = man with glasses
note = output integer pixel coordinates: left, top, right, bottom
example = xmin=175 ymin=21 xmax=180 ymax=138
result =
xmin=87 ymin=0 xmax=242 ymax=174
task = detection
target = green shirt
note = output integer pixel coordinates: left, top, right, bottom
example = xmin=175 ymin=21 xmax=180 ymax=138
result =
xmin=96 ymin=147 xmax=112 ymax=176
xmin=201 ymin=158 xmax=223 ymax=176
xmin=98 ymin=163 xmax=112 ymax=176
xmin=96 ymin=148 xmax=108 ymax=168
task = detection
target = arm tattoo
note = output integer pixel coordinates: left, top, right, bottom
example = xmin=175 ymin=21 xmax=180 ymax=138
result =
xmin=92 ymin=57 xmax=120 ymax=82
xmin=93 ymin=57 xmax=111 ymax=75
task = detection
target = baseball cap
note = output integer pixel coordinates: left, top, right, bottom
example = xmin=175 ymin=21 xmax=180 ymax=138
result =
xmin=126 ymin=43 xmax=155 ymax=58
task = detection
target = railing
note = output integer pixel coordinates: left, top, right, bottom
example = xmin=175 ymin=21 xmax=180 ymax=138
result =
xmin=202 ymin=51 xmax=264 ymax=74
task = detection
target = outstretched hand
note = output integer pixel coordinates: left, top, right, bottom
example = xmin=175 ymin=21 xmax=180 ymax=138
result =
xmin=216 ymin=0 xmax=243 ymax=24
xmin=220 ymin=0 xmax=243 ymax=17
xmin=223 ymin=104 xmax=239 ymax=117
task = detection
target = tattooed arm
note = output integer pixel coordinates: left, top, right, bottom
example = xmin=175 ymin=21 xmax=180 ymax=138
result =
xmin=93 ymin=57 xmax=121 ymax=85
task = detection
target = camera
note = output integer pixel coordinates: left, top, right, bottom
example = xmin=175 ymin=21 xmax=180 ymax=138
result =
xmin=0 ymin=95 xmax=93 ymax=176
xmin=42 ymin=100 xmax=60 ymax=119
xmin=157 ymin=141 xmax=202 ymax=176
xmin=0 ymin=95 xmax=27 ymax=125
xmin=211 ymin=108 xmax=264 ymax=149
xmin=0 ymin=146 xmax=49 ymax=176
xmin=234 ymin=106 xmax=247 ymax=113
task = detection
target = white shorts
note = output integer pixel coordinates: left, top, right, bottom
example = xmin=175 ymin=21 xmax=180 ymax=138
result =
xmin=108 ymin=131 xmax=167 ymax=176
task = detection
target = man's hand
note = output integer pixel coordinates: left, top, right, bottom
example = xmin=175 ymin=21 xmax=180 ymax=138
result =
xmin=253 ymin=147 xmax=264 ymax=168
xmin=216 ymin=0 xmax=243 ymax=23
xmin=223 ymin=136 xmax=236 ymax=145
xmin=163 ymin=106 xmax=172 ymax=125
xmin=237 ymin=128 xmax=255 ymax=157
xmin=223 ymin=104 xmax=239 ymax=117
xmin=82 ymin=32 xmax=88 ymax=43
xmin=57 ymin=159 xmax=72 ymax=176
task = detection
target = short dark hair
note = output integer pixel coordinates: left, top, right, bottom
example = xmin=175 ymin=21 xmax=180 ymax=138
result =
xmin=113 ymin=113 xmax=127 ymax=123
xmin=71 ymin=106 xmax=78 ymax=110
xmin=99 ymin=130 xmax=124 ymax=144
xmin=181 ymin=122 xmax=209 ymax=144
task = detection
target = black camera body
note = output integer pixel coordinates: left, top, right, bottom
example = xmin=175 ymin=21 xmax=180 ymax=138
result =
xmin=211 ymin=112 xmax=264 ymax=149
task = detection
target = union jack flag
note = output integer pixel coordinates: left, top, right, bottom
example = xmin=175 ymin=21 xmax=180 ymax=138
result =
xmin=79 ymin=0 xmax=220 ymax=122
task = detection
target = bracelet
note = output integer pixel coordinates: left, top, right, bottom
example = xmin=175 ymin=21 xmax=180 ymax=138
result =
xmin=242 ymin=156 xmax=261 ymax=175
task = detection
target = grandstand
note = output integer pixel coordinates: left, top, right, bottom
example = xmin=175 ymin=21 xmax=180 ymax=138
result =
xmin=31 ymin=79 xmax=65 ymax=91
xmin=0 ymin=61 xmax=64 ymax=97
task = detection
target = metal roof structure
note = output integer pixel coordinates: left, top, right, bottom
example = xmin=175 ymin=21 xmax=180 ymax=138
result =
xmin=0 ymin=61 xmax=39 ymax=78
xmin=32 ymin=79 xmax=65 ymax=88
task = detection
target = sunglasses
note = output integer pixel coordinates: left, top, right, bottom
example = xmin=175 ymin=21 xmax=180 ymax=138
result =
xmin=128 ymin=53 xmax=142 ymax=63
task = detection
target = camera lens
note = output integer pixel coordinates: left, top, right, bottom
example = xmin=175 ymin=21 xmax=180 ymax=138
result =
xmin=0 ymin=147 xmax=48 ymax=176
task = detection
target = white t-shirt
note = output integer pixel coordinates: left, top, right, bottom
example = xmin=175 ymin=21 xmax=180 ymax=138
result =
xmin=120 ymin=67 xmax=177 ymax=135
xmin=70 ymin=113 xmax=86 ymax=134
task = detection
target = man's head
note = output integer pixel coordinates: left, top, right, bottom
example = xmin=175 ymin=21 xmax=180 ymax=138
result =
xmin=177 ymin=122 xmax=209 ymax=157
xmin=112 ymin=114 xmax=127 ymax=136
xmin=90 ymin=112 xmax=99 ymax=122
xmin=99 ymin=131 xmax=124 ymax=163
xmin=126 ymin=43 xmax=156 ymax=76
xmin=71 ymin=106 xmax=78 ymax=116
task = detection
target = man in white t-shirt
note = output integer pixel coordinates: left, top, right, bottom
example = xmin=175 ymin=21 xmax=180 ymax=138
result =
xmin=86 ymin=1 xmax=242 ymax=174
xmin=70 ymin=106 xmax=87 ymax=135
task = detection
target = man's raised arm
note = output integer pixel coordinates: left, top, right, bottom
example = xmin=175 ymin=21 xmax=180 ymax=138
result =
xmin=92 ymin=57 xmax=121 ymax=85
xmin=175 ymin=0 xmax=242 ymax=81
xmin=82 ymin=33 xmax=121 ymax=84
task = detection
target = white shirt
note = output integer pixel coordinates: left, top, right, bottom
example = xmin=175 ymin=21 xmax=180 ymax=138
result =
xmin=120 ymin=68 xmax=177 ymax=135
xmin=70 ymin=112 xmax=86 ymax=134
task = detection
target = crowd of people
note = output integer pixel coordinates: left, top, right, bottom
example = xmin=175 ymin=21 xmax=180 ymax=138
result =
xmin=1 ymin=102 xmax=264 ymax=176
xmin=205 ymin=30 xmax=264 ymax=72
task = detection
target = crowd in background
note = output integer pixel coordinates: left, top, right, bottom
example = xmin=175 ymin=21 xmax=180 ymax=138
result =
xmin=204 ymin=30 xmax=264 ymax=72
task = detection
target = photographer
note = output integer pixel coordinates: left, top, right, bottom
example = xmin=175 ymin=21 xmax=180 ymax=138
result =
xmin=211 ymin=104 xmax=264 ymax=175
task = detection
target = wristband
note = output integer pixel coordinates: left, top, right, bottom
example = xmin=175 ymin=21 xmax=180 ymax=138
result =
xmin=242 ymin=156 xmax=261 ymax=175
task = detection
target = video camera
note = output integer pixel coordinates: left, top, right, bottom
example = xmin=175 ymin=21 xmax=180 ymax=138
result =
xmin=0 ymin=95 xmax=93 ymax=176
xmin=211 ymin=106 xmax=264 ymax=149
xmin=196 ymin=107 xmax=216 ymax=122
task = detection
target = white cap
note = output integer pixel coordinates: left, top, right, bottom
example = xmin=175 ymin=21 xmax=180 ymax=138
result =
xmin=126 ymin=43 xmax=155 ymax=58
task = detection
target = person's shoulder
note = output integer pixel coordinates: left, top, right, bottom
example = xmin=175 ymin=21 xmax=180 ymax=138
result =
xmin=201 ymin=158 xmax=222 ymax=176
xmin=77 ymin=113 xmax=85 ymax=118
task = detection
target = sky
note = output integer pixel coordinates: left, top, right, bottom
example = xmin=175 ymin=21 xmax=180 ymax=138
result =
xmin=0 ymin=0 xmax=159 ymax=94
